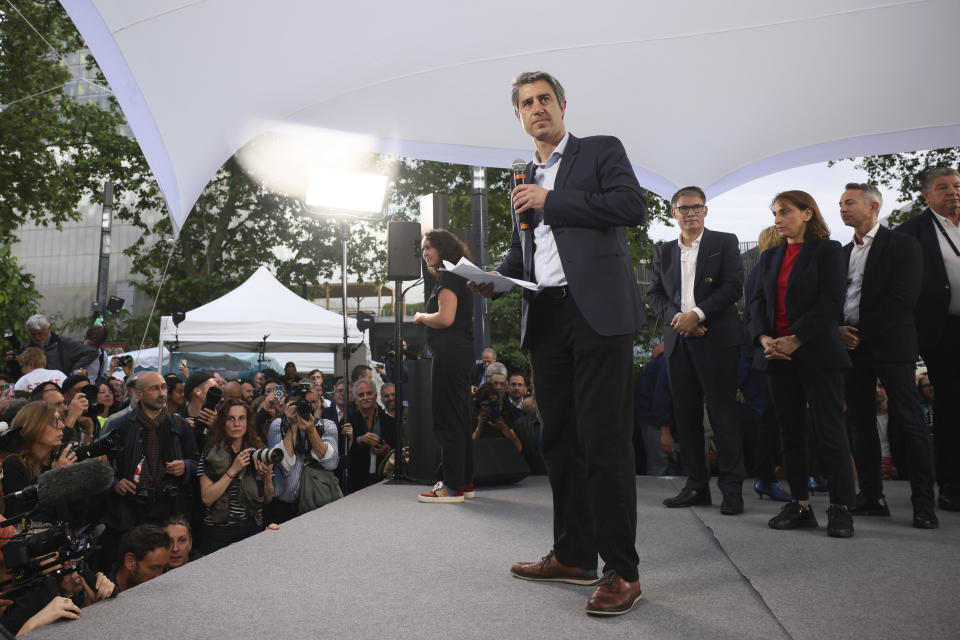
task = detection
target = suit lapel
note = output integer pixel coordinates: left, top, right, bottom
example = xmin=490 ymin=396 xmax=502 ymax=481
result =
xmin=694 ymin=228 xmax=711 ymax=286
xmin=553 ymin=134 xmax=578 ymax=189
xmin=921 ymin=209 xmax=950 ymax=282
xmin=764 ymin=244 xmax=786 ymax=323
xmin=861 ymin=226 xmax=887 ymax=295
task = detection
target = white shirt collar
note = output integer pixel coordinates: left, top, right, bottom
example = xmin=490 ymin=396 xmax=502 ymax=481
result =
xmin=534 ymin=131 xmax=570 ymax=166
xmin=854 ymin=221 xmax=881 ymax=246
xmin=678 ymin=229 xmax=705 ymax=250
xmin=931 ymin=208 xmax=960 ymax=229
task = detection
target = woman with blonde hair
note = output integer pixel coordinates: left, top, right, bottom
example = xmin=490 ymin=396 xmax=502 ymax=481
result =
xmin=1 ymin=401 xmax=76 ymax=518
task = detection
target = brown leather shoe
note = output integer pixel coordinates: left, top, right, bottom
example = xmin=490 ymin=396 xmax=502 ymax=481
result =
xmin=585 ymin=570 xmax=643 ymax=616
xmin=510 ymin=552 xmax=599 ymax=585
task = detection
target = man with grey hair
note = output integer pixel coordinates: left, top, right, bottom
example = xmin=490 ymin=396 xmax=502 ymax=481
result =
xmin=897 ymin=167 xmax=960 ymax=511
xmin=473 ymin=70 xmax=646 ymax=616
xmin=5 ymin=314 xmax=96 ymax=377
xmin=839 ymin=182 xmax=937 ymax=528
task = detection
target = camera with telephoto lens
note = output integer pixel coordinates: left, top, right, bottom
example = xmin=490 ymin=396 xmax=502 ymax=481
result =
xmin=193 ymin=385 xmax=223 ymax=436
xmin=248 ymin=446 xmax=284 ymax=466
xmin=79 ymin=383 xmax=101 ymax=418
xmin=473 ymin=383 xmax=502 ymax=423
xmin=289 ymin=382 xmax=314 ymax=420
xmin=57 ymin=429 xmax=123 ymax=463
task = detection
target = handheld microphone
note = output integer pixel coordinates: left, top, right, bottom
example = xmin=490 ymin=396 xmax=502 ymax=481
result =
xmin=512 ymin=159 xmax=534 ymax=231
xmin=1 ymin=459 xmax=115 ymax=509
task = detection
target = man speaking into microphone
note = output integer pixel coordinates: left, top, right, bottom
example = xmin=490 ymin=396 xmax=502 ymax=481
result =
xmin=472 ymin=71 xmax=646 ymax=616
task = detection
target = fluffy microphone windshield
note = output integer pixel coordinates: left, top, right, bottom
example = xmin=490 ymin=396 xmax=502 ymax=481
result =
xmin=36 ymin=459 xmax=115 ymax=505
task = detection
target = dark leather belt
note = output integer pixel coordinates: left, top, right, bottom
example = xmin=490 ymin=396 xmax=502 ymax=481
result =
xmin=539 ymin=285 xmax=570 ymax=299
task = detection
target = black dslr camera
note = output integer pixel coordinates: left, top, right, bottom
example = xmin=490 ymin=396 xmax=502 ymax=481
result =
xmin=134 ymin=476 xmax=181 ymax=505
xmin=57 ymin=429 xmax=123 ymax=463
xmin=289 ymin=382 xmax=314 ymax=420
xmin=473 ymin=383 xmax=502 ymax=424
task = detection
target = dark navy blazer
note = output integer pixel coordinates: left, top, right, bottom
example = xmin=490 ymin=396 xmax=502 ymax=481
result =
xmin=896 ymin=208 xmax=953 ymax=352
xmin=646 ymin=228 xmax=744 ymax=357
xmin=495 ymin=134 xmax=647 ymax=348
xmin=749 ymin=239 xmax=850 ymax=372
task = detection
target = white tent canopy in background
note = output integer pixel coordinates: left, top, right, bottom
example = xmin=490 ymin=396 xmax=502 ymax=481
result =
xmin=60 ymin=1 xmax=960 ymax=233
xmin=158 ymin=266 xmax=361 ymax=362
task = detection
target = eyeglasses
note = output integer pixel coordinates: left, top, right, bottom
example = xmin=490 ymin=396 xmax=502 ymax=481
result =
xmin=673 ymin=204 xmax=705 ymax=214
xmin=48 ymin=417 xmax=65 ymax=428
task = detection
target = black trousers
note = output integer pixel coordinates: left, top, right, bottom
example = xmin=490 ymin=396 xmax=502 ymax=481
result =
xmin=428 ymin=333 xmax=474 ymax=492
xmin=527 ymin=293 xmax=638 ymax=582
xmin=921 ymin=316 xmax=960 ymax=493
xmin=667 ymin=339 xmax=744 ymax=494
xmin=846 ymin=347 xmax=935 ymax=505
xmin=766 ymin=363 xmax=855 ymax=506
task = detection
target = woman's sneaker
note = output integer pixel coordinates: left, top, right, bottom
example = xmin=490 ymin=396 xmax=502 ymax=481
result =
xmin=418 ymin=482 xmax=464 ymax=503
xmin=768 ymin=501 xmax=819 ymax=529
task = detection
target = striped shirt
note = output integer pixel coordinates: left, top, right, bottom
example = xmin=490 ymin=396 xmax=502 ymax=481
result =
xmin=197 ymin=457 xmax=262 ymax=527
xmin=267 ymin=417 xmax=339 ymax=504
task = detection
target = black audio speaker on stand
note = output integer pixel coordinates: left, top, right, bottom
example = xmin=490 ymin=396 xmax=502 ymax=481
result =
xmin=387 ymin=221 xmax=422 ymax=280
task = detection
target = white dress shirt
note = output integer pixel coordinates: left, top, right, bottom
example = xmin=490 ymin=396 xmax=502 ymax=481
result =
xmin=678 ymin=232 xmax=706 ymax=321
xmin=531 ymin=132 xmax=569 ymax=289
xmin=843 ymin=221 xmax=880 ymax=325
xmin=931 ymin=210 xmax=960 ymax=316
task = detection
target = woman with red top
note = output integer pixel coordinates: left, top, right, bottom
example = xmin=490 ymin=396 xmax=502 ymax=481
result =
xmin=749 ymin=190 xmax=856 ymax=538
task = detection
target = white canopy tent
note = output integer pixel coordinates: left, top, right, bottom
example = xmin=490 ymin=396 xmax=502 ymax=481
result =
xmin=157 ymin=266 xmax=362 ymax=373
xmin=59 ymin=1 xmax=960 ymax=234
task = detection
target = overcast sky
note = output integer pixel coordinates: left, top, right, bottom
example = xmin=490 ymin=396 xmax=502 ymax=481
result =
xmin=647 ymin=158 xmax=911 ymax=245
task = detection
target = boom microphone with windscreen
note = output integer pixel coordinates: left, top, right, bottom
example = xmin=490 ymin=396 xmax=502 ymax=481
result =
xmin=1 ymin=459 xmax=115 ymax=512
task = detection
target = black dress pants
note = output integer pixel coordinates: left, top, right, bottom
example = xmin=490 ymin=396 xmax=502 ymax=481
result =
xmin=666 ymin=339 xmax=744 ymax=494
xmin=428 ymin=333 xmax=474 ymax=492
xmin=921 ymin=316 xmax=960 ymax=494
xmin=526 ymin=292 xmax=639 ymax=582
xmin=766 ymin=362 xmax=855 ymax=506
xmin=846 ymin=347 xmax=935 ymax=505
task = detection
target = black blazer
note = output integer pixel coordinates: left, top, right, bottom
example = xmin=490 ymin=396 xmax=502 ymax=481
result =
xmin=646 ymin=228 xmax=744 ymax=357
xmin=495 ymin=134 xmax=646 ymax=348
xmin=895 ymin=208 xmax=953 ymax=351
xmin=345 ymin=407 xmax=397 ymax=491
xmin=749 ymin=239 xmax=850 ymax=372
xmin=843 ymin=225 xmax=922 ymax=363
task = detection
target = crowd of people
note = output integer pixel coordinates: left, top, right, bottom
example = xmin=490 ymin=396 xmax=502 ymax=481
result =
xmin=0 ymin=323 xmax=422 ymax=635
xmin=0 ymin=65 xmax=956 ymax=626
xmin=641 ymin=171 xmax=960 ymax=541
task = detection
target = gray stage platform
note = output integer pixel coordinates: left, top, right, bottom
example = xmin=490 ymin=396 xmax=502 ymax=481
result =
xmin=29 ymin=476 xmax=960 ymax=640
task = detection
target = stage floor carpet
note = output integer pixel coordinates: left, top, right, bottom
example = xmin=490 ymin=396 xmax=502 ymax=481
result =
xmin=30 ymin=476 xmax=960 ymax=640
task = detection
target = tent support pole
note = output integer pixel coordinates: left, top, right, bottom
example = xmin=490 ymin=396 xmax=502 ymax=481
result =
xmin=340 ymin=220 xmax=351 ymax=494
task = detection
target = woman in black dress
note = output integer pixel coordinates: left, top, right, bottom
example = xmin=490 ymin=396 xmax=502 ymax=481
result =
xmin=414 ymin=229 xmax=474 ymax=503
xmin=749 ymin=190 xmax=856 ymax=538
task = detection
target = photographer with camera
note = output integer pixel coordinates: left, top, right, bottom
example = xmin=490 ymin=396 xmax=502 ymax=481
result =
xmin=1 ymin=402 xmax=79 ymax=521
xmin=342 ymin=378 xmax=395 ymax=495
xmin=182 ymin=372 xmax=218 ymax=451
xmin=0 ymin=523 xmax=116 ymax=637
xmin=473 ymin=382 xmax=524 ymax=454
xmin=37 ymin=382 xmax=95 ymax=447
xmin=266 ymin=381 xmax=340 ymax=523
xmin=198 ymin=399 xmax=273 ymax=553
xmin=97 ymin=372 xmax=198 ymax=572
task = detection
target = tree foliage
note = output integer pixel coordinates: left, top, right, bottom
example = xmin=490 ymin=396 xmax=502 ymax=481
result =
xmin=830 ymin=147 xmax=960 ymax=225
xmin=0 ymin=246 xmax=41 ymax=332
xmin=0 ymin=1 xmax=147 ymax=242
